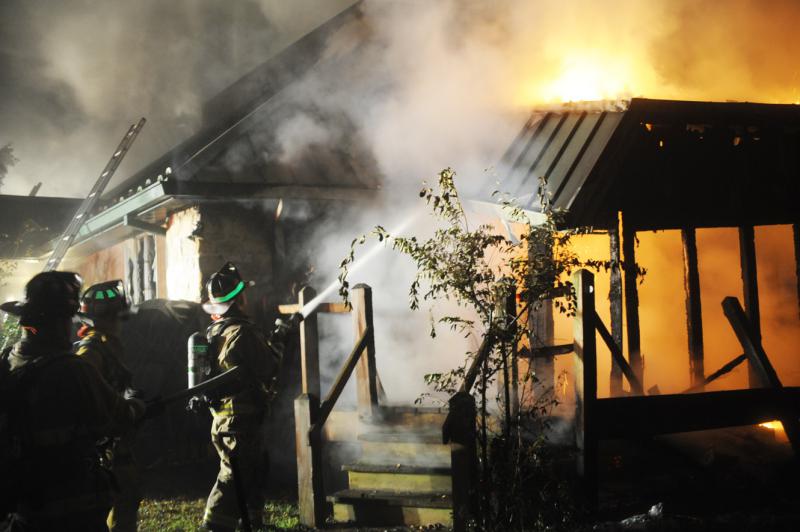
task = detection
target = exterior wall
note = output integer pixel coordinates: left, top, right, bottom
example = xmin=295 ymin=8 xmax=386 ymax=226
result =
xmin=77 ymin=241 xmax=126 ymax=289
xmin=196 ymin=203 xmax=274 ymax=298
xmin=164 ymin=202 xmax=276 ymax=318
xmin=165 ymin=206 xmax=203 ymax=302
xmin=156 ymin=234 xmax=168 ymax=298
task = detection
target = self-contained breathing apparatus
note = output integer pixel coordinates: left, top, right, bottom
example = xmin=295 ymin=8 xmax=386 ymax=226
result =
xmin=182 ymin=313 xmax=302 ymax=412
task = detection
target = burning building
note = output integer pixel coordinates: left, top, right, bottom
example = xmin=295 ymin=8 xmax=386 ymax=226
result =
xmin=2 ymin=1 xmax=800 ymax=529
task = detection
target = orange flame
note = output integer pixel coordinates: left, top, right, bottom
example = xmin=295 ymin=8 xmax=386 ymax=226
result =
xmin=759 ymin=421 xmax=783 ymax=431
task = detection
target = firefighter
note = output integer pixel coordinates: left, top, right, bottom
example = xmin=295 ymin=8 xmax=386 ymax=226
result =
xmin=75 ymin=280 xmax=141 ymax=532
xmin=197 ymin=262 xmax=284 ymax=532
xmin=0 ymin=271 xmax=146 ymax=532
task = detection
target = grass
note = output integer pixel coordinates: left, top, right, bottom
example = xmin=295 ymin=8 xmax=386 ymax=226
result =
xmin=138 ymin=497 xmax=301 ymax=531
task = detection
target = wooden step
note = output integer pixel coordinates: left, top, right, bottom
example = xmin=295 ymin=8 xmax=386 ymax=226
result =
xmin=361 ymin=439 xmax=451 ymax=467
xmin=364 ymin=404 xmax=448 ymax=428
xmin=343 ymin=463 xmax=452 ymax=493
xmin=358 ymin=428 xmax=442 ymax=444
xmin=329 ymin=489 xmax=453 ymax=527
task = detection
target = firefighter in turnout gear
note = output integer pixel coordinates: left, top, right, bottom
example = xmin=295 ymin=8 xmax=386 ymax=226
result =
xmin=197 ymin=262 xmax=284 ymax=532
xmin=75 ymin=280 xmax=142 ymax=532
xmin=0 ymin=272 xmax=146 ymax=532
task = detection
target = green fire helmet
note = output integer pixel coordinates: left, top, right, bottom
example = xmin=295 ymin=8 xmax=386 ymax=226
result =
xmin=201 ymin=262 xmax=254 ymax=315
xmin=78 ymin=280 xmax=131 ymax=326
xmin=0 ymin=271 xmax=83 ymax=323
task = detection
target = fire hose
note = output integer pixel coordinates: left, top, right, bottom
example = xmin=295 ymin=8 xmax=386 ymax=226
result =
xmin=143 ymin=365 xmax=245 ymax=418
xmin=143 ymin=312 xmax=304 ymax=419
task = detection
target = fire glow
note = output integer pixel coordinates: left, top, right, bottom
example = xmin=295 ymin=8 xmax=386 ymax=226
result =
xmin=520 ymin=54 xmax=636 ymax=104
xmin=759 ymin=421 xmax=783 ymax=431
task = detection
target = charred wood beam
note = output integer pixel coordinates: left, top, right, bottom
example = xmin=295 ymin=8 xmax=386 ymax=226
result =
xmin=738 ymin=225 xmax=762 ymax=387
xmin=682 ymin=227 xmax=705 ymax=388
xmin=722 ymin=296 xmax=800 ymax=456
xmin=682 ymin=354 xmax=746 ymax=394
xmin=609 ymin=223 xmax=624 ymax=396
xmin=525 ymin=343 xmax=573 ymax=358
xmin=621 ymin=215 xmax=643 ymax=382
xmin=794 ymin=223 xmax=800 ymax=321
xmin=573 ymin=269 xmax=598 ymax=508
xmin=596 ymin=387 xmax=800 ymax=439
xmin=594 ymin=311 xmax=644 ymax=395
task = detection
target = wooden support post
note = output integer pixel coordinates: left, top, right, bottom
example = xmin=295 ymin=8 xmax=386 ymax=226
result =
xmin=722 ymin=297 xmax=800 ymax=456
xmin=298 ymin=286 xmax=320 ymax=398
xmin=529 ymin=301 xmax=554 ymax=401
xmin=351 ymin=284 xmax=379 ymax=418
xmin=294 ymin=394 xmax=325 ymax=527
xmin=506 ymin=288 xmax=520 ymax=427
xmin=573 ymin=269 xmax=598 ymax=508
xmin=621 ymin=215 xmax=643 ymax=384
xmin=681 ymin=227 xmax=705 ymax=388
xmin=738 ymin=225 xmax=762 ymax=387
xmin=594 ymin=312 xmax=643 ymax=395
xmin=793 ymin=223 xmax=800 ymax=320
xmin=529 ymin=234 xmax=555 ymax=400
xmin=609 ymin=223 xmax=624 ymax=396
xmin=443 ymin=391 xmax=478 ymax=532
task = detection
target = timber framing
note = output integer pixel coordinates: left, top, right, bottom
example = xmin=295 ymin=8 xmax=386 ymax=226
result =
xmin=621 ymin=216 xmax=643 ymax=383
xmin=682 ymin=227 xmax=705 ymax=388
xmin=738 ymin=225 xmax=762 ymax=387
xmin=571 ymin=269 xmax=800 ymax=509
xmin=608 ymin=221 xmax=624 ymax=396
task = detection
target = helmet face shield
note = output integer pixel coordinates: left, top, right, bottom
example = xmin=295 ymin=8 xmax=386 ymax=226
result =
xmin=201 ymin=262 xmax=254 ymax=315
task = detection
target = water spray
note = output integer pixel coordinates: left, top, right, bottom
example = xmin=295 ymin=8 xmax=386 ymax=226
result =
xmin=298 ymin=211 xmax=420 ymax=319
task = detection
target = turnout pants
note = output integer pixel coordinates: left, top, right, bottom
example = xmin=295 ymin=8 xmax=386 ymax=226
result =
xmin=203 ymin=415 xmax=267 ymax=531
xmin=106 ymin=441 xmax=142 ymax=532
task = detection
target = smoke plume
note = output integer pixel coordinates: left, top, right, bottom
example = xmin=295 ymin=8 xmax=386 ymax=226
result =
xmin=0 ymin=0 xmax=355 ymax=196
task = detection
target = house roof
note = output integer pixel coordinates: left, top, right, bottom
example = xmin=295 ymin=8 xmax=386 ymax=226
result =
xmin=0 ymin=195 xmax=82 ymax=259
xmin=492 ymin=98 xmax=800 ymax=230
xmin=101 ymin=2 xmax=378 ymax=211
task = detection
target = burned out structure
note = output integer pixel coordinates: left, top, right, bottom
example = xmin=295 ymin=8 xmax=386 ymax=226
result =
xmin=497 ymin=97 xmax=800 ymax=394
xmin=3 ymin=1 xmax=800 ymax=527
xmin=485 ymin=97 xmax=800 ymax=509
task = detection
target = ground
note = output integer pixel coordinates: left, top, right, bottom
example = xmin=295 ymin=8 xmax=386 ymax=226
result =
xmin=137 ymin=425 xmax=800 ymax=531
xmin=138 ymin=460 xmax=301 ymax=532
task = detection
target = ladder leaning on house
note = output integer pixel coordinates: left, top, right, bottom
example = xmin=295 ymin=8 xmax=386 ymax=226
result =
xmin=43 ymin=118 xmax=145 ymax=271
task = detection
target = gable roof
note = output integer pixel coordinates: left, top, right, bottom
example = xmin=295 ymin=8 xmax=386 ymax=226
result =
xmin=492 ymin=98 xmax=800 ymax=230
